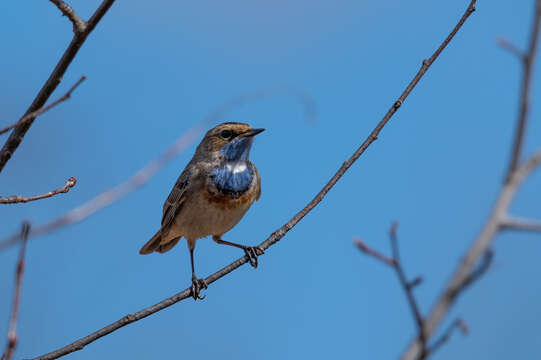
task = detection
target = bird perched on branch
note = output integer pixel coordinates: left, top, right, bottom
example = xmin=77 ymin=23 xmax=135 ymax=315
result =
xmin=140 ymin=122 xmax=264 ymax=300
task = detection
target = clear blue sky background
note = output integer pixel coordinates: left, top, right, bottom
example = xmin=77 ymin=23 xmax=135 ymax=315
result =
xmin=1 ymin=1 xmax=540 ymax=359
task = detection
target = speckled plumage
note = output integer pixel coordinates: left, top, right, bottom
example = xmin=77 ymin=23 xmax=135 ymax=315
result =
xmin=139 ymin=122 xmax=264 ymax=299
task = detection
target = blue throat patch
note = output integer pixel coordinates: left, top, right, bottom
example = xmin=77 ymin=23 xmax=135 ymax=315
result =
xmin=210 ymin=162 xmax=254 ymax=198
xmin=220 ymin=136 xmax=253 ymax=162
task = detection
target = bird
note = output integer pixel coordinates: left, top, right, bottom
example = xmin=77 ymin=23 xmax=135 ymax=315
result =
xmin=140 ymin=122 xmax=265 ymax=300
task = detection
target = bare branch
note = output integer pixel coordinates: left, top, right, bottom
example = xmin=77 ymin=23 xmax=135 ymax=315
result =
xmin=354 ymin=238 xmax=396 ymax=266
xmin=31 ymin=1 xmax=477 ymax=358
xmin=426 ymin=319 xmax=468 ymax=356
xmin=0 ymin=0 xmax=115 ymax=173
xmin=0 ymin=76 xmax=86 ymax=136
xmin=402 ymin=151 xmax=541 ymax=360
xmin=497 ymin=37 xmax=526 ymax=60
xmin=407 ymin=276 xmax=423 ymax=290
xmin=501 ymin=216 xmax=541 ymax=233
xmin=49 ymin=0 xmax=87 ymax=34
xmin=1 ymin=223 xmax=30 ymax=360
xmin=389 ymin=223 xmax=427 ymax=356
xmin=505 ymin=0 xmax=541 ymax=181
xmin=0 ymin=177 xmax=77 ymax=205
xmin=0 ymin=85 xmax=314 ymax=252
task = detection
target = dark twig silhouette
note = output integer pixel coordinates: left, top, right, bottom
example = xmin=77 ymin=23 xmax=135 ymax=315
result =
xmin=356 ymin=224 xmax=475 ymax=359
xmin=504 ymin=0 xmax=541 ymax=181
xmin=0 ymin=0 xmax=115 ymax=172
xmin=0 ymin=76 xmax=86 ymax=136
xmin=1 ymin=223 xmax=30 ymax=360
xmin=31 ymin=1 xmax=477 ymax=358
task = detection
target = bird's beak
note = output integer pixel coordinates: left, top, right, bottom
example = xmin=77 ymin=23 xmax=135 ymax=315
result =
xmin=240 ymin=128 xmax=265 ymax=137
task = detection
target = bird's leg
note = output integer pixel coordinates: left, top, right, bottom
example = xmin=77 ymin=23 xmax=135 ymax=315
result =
xmin=189 ymin=246 xmax=207 ymax=301
xmin=212 ymin=235 xmax=264 ymax=268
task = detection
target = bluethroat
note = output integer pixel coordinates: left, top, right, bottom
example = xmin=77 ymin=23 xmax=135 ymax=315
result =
xmin=140 ymin=122 xmax=264 ymax=300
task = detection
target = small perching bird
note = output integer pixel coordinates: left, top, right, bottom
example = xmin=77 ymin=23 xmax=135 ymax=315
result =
xmin=140 ymin=122 xmax=264 ymax=300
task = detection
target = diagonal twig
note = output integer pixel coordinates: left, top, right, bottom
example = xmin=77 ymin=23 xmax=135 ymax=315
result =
xmin=497 ymin=37 xmax=526 ymax=60
xmin=389 ymin=223 xmax=427 ymax=355
xmin=356 ymin=223 xmax=429 ymax=356
xmin=0 ymin=84 xmax=315 ymax=252
xmin=0 ymin=177 xmax=77 ymax=204
xmin=0 ymin=0 xmax=115 ymax=173
xmin=426 ymin=318 xmax=468 ymax=356
xmin=1 ymin=223 xmax=31 ymax=360
xmin=505 ymin=0 xmax=541 ymax=182
xmin=354 ymin=238 xmax=396 ymax=266
xmin=31 ymin=2 xmax=477 ymax=357
xmin=0 ymin=76 xmax=86 ymax=136
xmin=49 ymin=0 xmax=86 ymax=34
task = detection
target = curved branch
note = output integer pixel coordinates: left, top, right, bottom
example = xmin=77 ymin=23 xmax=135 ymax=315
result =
xmin=31 ymin=2 xmax=477 ymax=358
xmin=0 ymin=177 xmax=77 ymax=204
xmin=0 ymin=0 xmax=115 ymax=173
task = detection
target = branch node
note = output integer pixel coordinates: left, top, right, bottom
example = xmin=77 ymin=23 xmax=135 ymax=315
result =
xmin=49 ymin=0 xmax=87 ymax=35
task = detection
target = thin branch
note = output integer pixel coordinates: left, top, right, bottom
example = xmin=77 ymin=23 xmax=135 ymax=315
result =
xmin=505 ymin=0 xmax=541 ymax=182
xmin=389 ymin=223 xmax=426 ymax=354
xmin=49 ymin=0 xmax=87 ymax=34
xmin=501 ymin=216 xmax=541 ymax=232
xmin=426 ymin=318 xmax=468 ymax=356
xmin=0 ymin=85 xmax=315 ymax=251
xmin=497 ymin=37 xmax=526 ymax=60
xmin=354 ymin=238 xmax=396 ymax=266
xmin=0 ymin=177 xmax=77 ymax=204
xmin=459 ymin=249 xmax=493 ymax=291
xmin=31 ymin=2 xmax=476 ymax=358
xmin=0 ymin=0 xmax=115 ymax=173
xmin=0 ymin=76 xmax=86 ymax=136
xmin=1 ymin=223 xmax=30 ymax=360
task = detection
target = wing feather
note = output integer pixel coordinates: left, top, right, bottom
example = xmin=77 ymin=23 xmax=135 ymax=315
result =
xmin=161 ymin=168 xmax=191 ymax=230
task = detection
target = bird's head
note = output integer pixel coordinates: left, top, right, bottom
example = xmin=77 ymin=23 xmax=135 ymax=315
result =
xmin=198 ymin=122 xmax=264 ymax=162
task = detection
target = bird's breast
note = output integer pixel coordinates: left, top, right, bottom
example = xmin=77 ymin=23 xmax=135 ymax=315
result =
xmin=206 ymin=161 xmax=259 ymax=209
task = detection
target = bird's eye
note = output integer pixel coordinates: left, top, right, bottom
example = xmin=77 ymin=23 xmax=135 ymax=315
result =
xmin=220 ymin=130 xmax=233 ymax=139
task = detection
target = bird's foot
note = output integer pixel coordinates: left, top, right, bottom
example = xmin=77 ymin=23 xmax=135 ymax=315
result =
xmin=191 ymin=276 xmax=208 ymax=301
xmin=243 ymin=246 xmax=264 ymax=268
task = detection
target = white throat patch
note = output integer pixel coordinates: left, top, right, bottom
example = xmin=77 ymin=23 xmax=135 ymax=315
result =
xmin=226 ymin=162 xmax=248 ymax=174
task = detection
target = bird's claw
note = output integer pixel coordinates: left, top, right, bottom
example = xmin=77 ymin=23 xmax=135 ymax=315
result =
xmin=243 ymin=246 xmax=264 ymax=268
xmin=191 ymin=277 xmax=208 ymax=301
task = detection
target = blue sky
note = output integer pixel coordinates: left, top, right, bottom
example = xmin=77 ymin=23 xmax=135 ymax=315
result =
xmin=1 ymin=1 xmax=540 ymax=359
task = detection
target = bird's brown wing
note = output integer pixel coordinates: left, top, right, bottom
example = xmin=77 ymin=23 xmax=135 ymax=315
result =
xmin=139 ymin=168 xmax=191 ymax=255
xmin=161 ymin=168 xmax=191 ymax=230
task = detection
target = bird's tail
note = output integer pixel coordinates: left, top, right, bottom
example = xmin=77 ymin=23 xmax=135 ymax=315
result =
xmin=139 ymin=230 xmax=162 ymax=254
xmin=139 ymin=230 xmax=181 ymax=254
